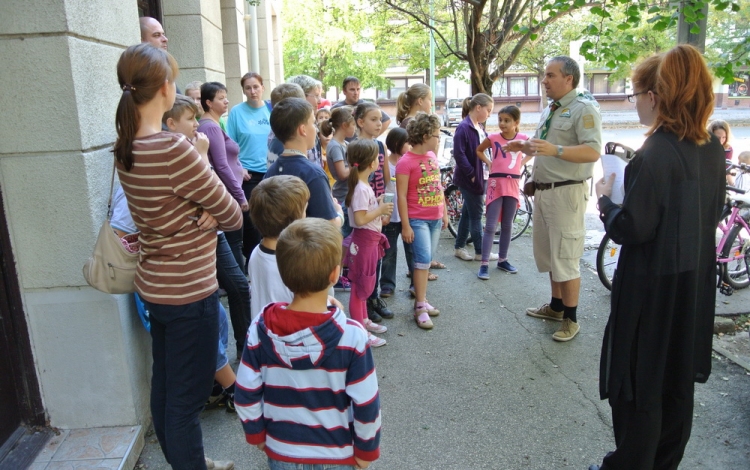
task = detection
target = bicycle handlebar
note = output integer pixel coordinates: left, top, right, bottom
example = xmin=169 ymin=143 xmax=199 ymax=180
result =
xmin=726 ymin=160 xmax=749 ymax=173
xmin=726 ymin=185 xmax=746 ymax=194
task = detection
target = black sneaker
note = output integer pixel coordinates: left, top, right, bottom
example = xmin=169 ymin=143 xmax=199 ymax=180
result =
xmin=224 ymin=393 xmax=236 ymax=413
xmin=205 ymin=390 xmax=225 ymax=410
xmin=367 ymin=297 xmax=394 ymax=319
xmin=367 ymin=303 xmax=383 ymax=323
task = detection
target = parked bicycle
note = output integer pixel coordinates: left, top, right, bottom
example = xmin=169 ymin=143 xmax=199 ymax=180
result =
xmin=444 ymin=163 xmax=533 ymax=242
xmin=596 ymin=162 xmax=750 ymax=293
xmin=717 ymin=162 xmax=750 ymax=295
xmin=594 ymin=142 xmax=636 ymax=291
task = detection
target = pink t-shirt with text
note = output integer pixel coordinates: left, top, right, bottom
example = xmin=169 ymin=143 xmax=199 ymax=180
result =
xmin=395 ymin=150 xmax=444 ymax=221
xmin=486 ymin=132 xmax=528 ymax=206
xmin=348 ymin=181 xmax=382 ymax=233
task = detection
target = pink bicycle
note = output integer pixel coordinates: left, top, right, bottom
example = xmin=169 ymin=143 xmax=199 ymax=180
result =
xmin=717 ymin=162 xmax=750 ymax=296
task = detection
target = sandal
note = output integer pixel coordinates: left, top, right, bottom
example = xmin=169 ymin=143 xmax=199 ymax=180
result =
xmin=423 ymin=301 xmax=440 ymax=317
xmin=413 ymin=310 xmax=434 ymax=330
xmin=406 ymin=272 xmax=439 ymax=281
xmin=430 ymin=261 xmax=447 ymax=269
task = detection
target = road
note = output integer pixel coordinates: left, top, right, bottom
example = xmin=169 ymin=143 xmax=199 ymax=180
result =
xmin=137 ymin=231 xmax=750 ymax=470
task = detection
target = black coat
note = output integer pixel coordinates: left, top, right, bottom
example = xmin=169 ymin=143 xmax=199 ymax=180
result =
xmin=597 ymin=128 xmax=725 ymax=410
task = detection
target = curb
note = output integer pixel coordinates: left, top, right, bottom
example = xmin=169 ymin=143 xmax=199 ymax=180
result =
xmin=712 ymin=343 xmax=750 ymax=373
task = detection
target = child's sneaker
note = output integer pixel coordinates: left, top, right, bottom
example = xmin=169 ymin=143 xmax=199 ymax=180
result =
xmin=497 ymin=260 xmax=518 ymax=273
xmin=364 ymin=319 xmax=387 ymax=334
xmin=477 ymin=264 xmax=490 ymax=280
xmin=367 ymin=333 xmax=387 ymax=348
xmin=454 ymin=248 xmax=474 ymax=261
xmin=223 ymin=392 xmax=236 ymax=413
xmin=334 ymin=275 xmax=351 ymax=291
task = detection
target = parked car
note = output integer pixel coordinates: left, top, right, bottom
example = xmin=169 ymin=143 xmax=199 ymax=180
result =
xmin=443 ymin=98 xmax=463 ymax=127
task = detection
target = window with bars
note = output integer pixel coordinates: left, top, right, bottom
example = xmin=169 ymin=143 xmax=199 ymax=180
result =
xmin=137 ymin=0 xmax=162 ymax=23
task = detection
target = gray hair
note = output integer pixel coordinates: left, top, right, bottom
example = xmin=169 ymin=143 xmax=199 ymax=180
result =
xmin=286 ymin=75 xmax=321 ymax=95
xmin=548 ymin=56 xmax=580 ymax=88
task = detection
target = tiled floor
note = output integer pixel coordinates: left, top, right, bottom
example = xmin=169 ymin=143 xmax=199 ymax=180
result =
xmin=30 ymin=426 xmax=143 ymax=470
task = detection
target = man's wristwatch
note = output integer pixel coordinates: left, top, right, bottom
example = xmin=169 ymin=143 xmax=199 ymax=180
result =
xmin=556 ymin=145 xmax=563 ymax=158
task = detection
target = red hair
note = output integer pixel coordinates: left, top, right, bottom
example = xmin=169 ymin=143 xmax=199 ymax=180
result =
xmin=649 ymin=44 xmax=713 ymax=144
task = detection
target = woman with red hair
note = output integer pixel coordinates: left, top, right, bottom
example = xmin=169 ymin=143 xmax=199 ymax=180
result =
xmin=591 ymin=44 xmax=726 ymax=470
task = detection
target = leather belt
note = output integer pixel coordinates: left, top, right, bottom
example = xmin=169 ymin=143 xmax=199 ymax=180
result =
xmin=488 ymin=173 xmax=521 ymax=179
xmin=534 ymin=180 xmax=584 ymax=191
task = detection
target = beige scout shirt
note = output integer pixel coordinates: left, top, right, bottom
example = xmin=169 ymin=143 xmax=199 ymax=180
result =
xmin=532 ymin=88 xmax=602 ymax=183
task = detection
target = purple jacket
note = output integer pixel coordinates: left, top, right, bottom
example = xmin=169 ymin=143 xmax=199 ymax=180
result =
xmin=198 ymin=119 xmax=245 ymax=206
xmin=452 ymin=116 xmax=485 ymax=195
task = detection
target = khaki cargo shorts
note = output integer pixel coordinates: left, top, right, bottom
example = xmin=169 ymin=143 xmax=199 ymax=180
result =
xmin=532 ymin=182 xmax=588 ymax=282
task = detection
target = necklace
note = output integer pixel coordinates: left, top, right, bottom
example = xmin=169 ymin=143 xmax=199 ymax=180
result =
xmin=281 ymin=149 xmax=307 ymax=157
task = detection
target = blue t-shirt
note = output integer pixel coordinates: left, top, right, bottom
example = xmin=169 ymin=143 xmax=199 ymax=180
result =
xmin=227 ymin=102 xmax=271 ymax=173
xmin=264 ymin=155 xmax=338 ymax=221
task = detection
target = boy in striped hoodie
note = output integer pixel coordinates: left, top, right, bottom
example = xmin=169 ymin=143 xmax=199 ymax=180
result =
xmin=235 ymin=218 xmax=381 ymax=469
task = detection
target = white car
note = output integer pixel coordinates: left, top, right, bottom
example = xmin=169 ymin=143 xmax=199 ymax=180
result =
xmin=442 ymin=98 xmax=463 ymax=127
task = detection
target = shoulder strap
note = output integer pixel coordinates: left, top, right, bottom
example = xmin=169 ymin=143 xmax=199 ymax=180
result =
xmin=107 ymin=161 xmax=116 ymax=219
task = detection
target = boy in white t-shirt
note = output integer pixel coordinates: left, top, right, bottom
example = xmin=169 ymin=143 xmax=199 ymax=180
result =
xmin=248 ymin=175 xmax=310 ymax=317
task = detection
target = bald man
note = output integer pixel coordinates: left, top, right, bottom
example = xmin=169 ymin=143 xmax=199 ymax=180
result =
xmin=140 ymin=17 xmax=168 ymax=50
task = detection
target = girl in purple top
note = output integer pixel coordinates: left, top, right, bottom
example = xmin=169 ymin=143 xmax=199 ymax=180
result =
xmin=345 ymin=140 xmax=393 ymax=348
xmin=198 ymin=81 xmax=252 ymax=359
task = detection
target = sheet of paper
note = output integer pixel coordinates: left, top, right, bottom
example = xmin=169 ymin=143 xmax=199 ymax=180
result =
xmin=600 ymin=154 xmax=627 ymax=204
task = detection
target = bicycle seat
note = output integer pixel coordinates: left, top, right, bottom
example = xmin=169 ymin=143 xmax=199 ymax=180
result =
xmin=731 ymin=192 xmax=750 ymax=206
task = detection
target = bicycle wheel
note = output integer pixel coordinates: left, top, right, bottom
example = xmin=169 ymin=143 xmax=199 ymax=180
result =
xmin=596 ymin=233 xmax=621 ymax=291
xmin=511 ymin=191 xmax=532 ymax=240
xmin=721 ymin=223 xmax=750 ymax=290
xmin=444 ymin=185 xmax=463 ymax=238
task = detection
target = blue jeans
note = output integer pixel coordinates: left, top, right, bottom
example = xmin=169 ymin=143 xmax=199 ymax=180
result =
xmin=380 ymin=221 xmax=414 ymax=291
xmin=454 ymin=187 xmax=484 ymax=254
xmin=145 ymin=292 xmax=220 ymax=470
xmin=409 ymin=218 xmax=441 ymax=270
xmin=267 ymin=458 xmax=355 ymax=470
xmin=216 ymin=233 xmax=251 ymax=357
xmin=224 ymin=227 xmax=244 ymax=274
xmin=216 ymin=303 xmax=229 ymax=371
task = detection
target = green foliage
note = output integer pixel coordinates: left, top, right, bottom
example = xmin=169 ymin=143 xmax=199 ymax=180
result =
xmin=582 ymin=0 xmax=749 ymax=84
xmin=281 ymin=0 xmax=392 ymax=90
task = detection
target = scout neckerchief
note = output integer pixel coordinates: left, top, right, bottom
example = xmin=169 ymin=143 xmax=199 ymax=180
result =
xmin=539 ymin=101 xmax=561 ymax=140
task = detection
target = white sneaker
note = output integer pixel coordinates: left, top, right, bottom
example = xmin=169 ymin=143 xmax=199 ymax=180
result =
xmin=206 ymin=458 xmax=235 ymax=470
xmin=364 ymin=319 xmax=387 ymax=334
xmin=367 ymin=333 xmax=387 ymax=347
xmin=454 ymin=248 xmax=474 ymax=261
xmin=474 ymin=252 xmax=499 ymax=261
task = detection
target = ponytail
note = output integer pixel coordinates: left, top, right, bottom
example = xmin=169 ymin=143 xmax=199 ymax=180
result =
xmin=344 ymin=139 xmax=379 ymax=207
xmin=462 ymin=93 xmax=493 ymax=121
xmin=320 ymin=106 xmax=353 ymax=138
xmin=113 ymin=44 xmax=179 ymax=171
xmin=396 ymin=83 xmax=431 ymax=124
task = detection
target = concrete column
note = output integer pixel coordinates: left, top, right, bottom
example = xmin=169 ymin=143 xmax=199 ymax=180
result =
xmin=257 ymin=0 xmax=280 ymax=97
xmin=221 ymin=0 xmax=249 ymax=108
xmin=163 ymin=0 xmax=226 ymax=88
xmin=0 ymin=0 xmax=151 ymax=428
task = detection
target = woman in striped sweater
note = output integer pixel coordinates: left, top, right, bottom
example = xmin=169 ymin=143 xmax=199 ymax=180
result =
xmin=113 ymin=43 xmax=242 ymax=470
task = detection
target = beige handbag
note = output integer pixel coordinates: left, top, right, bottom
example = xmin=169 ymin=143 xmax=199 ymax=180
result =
xmin=82 ymin=164 xmax=139 ymax=294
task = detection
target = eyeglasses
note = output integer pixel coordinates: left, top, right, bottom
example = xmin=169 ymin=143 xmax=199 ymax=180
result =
xmin=306 ymin=94 xmax=321 ymax=101
xmin=627 ymin=91 xmax=648 ymax=103
xmin=431 ymin=134 xmax=441 ymax=139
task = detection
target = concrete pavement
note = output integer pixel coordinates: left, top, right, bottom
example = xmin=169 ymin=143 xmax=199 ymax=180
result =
xmin=136 ymin=227 xmax=750 ymax=469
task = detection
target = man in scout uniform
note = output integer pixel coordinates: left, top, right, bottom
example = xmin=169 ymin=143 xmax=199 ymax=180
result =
xmin=505 ymin=56 xmax=602 ymax=342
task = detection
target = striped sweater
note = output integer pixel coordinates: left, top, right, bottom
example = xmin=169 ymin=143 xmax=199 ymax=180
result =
xmin=116 ymin=132 xmax=242 ymax=305
xmin=235 ymin=303 xmax=381 ymax=465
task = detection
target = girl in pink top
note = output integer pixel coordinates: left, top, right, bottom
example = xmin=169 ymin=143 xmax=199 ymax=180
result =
xmin=346 ymin=140 xmax=394 ymax=347
xmin=475 ymin=106 xmax=531 ymax=280
xmin=396 ymin=113 xmax=449 ymax=330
